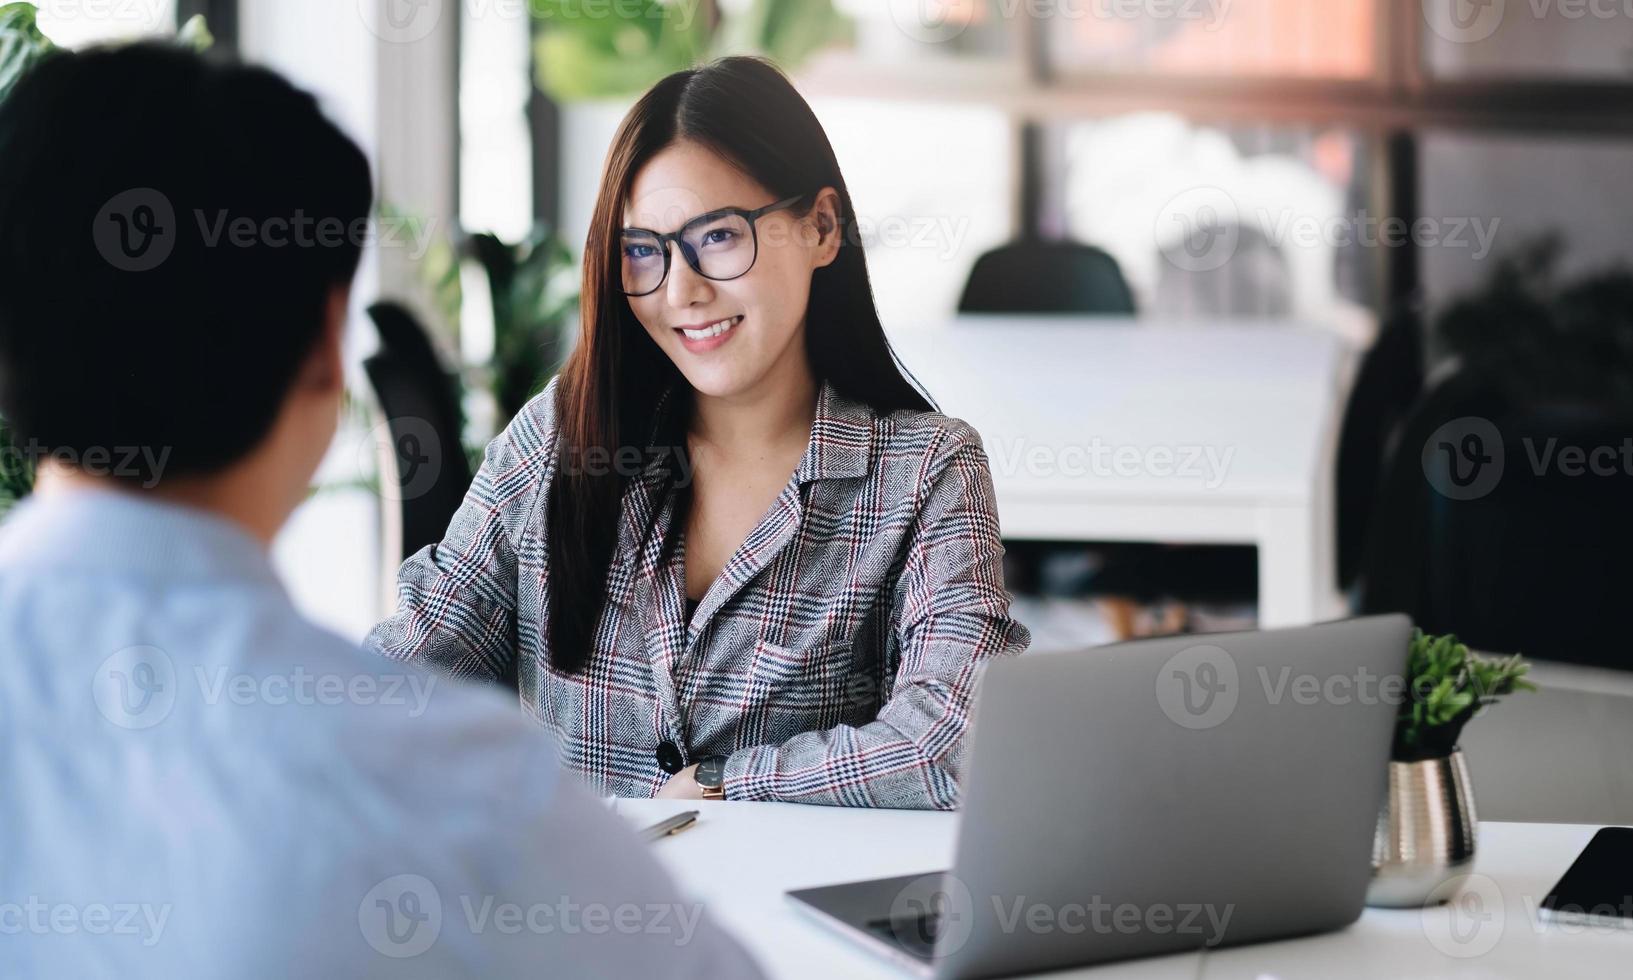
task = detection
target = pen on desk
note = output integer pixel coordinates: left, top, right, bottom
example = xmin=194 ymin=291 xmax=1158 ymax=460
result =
xmin=639 ymin=810 xmax=699 ymax=842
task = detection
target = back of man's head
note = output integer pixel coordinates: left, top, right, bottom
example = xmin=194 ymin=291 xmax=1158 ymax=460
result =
xmin=0 ymin=42 xmax=372 ymax=487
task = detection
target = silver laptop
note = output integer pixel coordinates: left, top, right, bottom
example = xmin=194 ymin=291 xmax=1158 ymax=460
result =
xmin=788 ymin=615 xmax=1413 ymax=978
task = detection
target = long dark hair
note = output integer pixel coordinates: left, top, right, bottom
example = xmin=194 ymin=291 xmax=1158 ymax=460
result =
xmin=546 ymin=56 xmax=931 ymax=674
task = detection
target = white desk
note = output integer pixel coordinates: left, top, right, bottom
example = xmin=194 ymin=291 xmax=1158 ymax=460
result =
xmin=888 ymin=319 xmax=1356 ymax=627
xmin=618 ymin=799 xmax=1629 ymax=979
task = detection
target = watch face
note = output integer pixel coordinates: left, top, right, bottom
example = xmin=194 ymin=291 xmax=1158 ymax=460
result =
xmin=696 ymin=756 xmax=725 ymax=788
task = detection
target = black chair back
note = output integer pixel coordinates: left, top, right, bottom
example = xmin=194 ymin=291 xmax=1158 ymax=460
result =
xmin=958 ymin=240 xmax=1136 ymax=315
xmin=1336 ymin=310 xmax=1425 ymax=591
xmin=363 ymin=301 xmax=474 ymax=565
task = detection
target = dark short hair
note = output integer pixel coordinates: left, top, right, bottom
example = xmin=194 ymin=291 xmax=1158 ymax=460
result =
xmin=0 ymin=43 xmax=372 ymax=485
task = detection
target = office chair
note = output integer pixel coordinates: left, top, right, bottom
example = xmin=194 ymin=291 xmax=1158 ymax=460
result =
xmin=1358 ymin=369 xmax=1633 ymax=667
xmin=362 ymin=301 xmax=474 ymax=574
xmin=1335 ymin=309 xmax=1426 ymax=594
xmin=957 ymin=239 xmax=1137 ymax=315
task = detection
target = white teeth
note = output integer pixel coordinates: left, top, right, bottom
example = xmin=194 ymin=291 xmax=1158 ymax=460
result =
xmin=681 ymin=316 xmax=741 ymax=341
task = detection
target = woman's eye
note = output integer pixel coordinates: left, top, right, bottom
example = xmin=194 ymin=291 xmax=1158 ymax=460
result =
xmin=700 ymin=228 xmax=738 ymax=247
xmin=624 ymin=243 xmax=658 ymax=260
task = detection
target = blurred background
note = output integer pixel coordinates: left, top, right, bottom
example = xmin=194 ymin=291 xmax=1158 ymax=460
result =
xmin=6 ymin=4 xmax=1632 ymax=795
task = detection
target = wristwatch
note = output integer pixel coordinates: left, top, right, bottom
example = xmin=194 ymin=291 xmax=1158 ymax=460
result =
xmin=695 ymin=756 xmax=727 ymax=800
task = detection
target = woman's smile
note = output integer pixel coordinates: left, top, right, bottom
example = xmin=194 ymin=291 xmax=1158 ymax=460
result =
xmin=674 ymin=314 xmax=743 ymax=353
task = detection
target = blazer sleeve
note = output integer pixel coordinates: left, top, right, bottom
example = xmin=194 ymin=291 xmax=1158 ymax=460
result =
xmin=720 ymin=423 xmax=1031 ymax=809
xmin=366 ymin=378 xmax=559 ymax=685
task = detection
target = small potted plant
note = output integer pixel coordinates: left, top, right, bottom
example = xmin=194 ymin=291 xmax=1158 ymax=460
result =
xmin=1367 ymin=629 xmax=1536 ymax=907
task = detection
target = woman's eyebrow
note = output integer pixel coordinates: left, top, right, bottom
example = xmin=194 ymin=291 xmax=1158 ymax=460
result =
xmin=621 ymin=205 xmax=750 ymax=235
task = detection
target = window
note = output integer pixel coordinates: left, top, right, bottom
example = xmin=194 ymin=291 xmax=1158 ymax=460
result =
xmin=1048 ymin=0 xmax=1378 ymax=80
xmin=1420 ymin=132 xmax=1633 ymax=303
xmin=1054 ymin=115 xmax=1375 ymax=325
xmin=1422 ymin=0 xmax=1633 ymax=82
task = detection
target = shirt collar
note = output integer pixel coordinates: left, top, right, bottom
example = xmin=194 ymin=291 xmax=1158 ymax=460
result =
xmin=0 ymin=487 xmax=282 ymax=589
xmin=794 ymin=380 xmax=875 ymax=484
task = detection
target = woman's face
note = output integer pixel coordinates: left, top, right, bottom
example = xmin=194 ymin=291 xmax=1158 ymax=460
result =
xmin=623 ymin=139 xmax=840 ymax=401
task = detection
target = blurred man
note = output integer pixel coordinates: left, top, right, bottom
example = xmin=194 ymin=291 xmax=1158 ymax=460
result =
xmin=0 ymin=43 xmax=761 ymax=979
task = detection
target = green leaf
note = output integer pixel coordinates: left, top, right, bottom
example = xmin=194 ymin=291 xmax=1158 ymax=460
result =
xmin=0 ymin=2 xmax=58 ymax=104
xmin=176 ymin=14 xmax=214 ymax=52
xmin=1394 ymin=630 xmax=1535 ymax=760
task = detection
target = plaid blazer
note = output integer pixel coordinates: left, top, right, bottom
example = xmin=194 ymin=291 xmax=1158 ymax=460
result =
xmin=368 ymin=377 xmax=1030 ymax=809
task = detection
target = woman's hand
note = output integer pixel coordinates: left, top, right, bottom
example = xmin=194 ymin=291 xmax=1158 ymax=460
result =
xmin=655 ymin=764 xmax=703 ymax=800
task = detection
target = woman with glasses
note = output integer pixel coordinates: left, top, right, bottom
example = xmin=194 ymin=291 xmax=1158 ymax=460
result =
xmin=370 ymin=56 xmax=1030 ymax=808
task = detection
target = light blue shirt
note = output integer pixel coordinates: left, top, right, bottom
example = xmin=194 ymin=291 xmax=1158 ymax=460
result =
xmin=0 ymin=489 xmax=761 ymax=978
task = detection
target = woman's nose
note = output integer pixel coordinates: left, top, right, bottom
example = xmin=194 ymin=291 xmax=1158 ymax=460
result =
xmin=665 ymin=240 xmax=713 ymax=307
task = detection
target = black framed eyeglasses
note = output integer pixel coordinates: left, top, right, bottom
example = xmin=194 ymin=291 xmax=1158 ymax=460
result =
xmin=619 ymin=194 xmax=807 ymax=297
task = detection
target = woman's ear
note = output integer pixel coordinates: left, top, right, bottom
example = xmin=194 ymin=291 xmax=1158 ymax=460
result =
xmin=809 ymin=187 xmax=844 ymax=270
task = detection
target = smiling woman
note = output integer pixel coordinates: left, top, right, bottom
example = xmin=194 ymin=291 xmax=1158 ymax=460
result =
xmin=369 ymin=56 xmax=1031 ymax=809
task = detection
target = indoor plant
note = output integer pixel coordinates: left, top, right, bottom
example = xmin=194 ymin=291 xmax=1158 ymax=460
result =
xmin=532 ymin=0 xmax=848 ymax=101
xmin=1368 ymin=629 xmax=1535 ymax=907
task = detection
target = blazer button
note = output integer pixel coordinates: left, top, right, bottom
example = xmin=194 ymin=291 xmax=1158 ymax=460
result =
xmin=656 ymin=740 xmax=684 ymax=774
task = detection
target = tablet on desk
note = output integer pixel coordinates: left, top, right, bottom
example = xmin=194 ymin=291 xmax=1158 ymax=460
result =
xmin=1539 ymin=827 xmax=1633 ymax=930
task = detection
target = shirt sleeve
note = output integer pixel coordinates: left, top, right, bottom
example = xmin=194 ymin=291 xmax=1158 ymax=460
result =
xmin=719 ymin=425 xmax=1031 ymax=809
xmin=365 ymin=380 xmax=558 ymax=685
